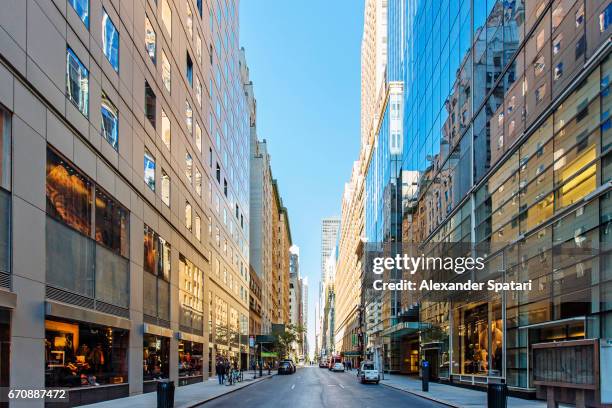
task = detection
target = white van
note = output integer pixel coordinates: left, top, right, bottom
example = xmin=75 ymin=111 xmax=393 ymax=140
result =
xmin=358 ymin=361 xmax=380 ymax=384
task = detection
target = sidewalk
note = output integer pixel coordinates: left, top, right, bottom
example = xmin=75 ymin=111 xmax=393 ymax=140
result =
xmin=379 ymin=374 xmax=546 ymax=408
xmin=82 ymin=371 xmax=276 ymax=408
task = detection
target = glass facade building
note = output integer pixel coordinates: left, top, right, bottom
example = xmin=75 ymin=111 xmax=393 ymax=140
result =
xmin=363 ymin=0 xmax=612 ymax=403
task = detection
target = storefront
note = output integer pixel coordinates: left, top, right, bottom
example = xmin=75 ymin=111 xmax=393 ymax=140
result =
xmin=44 ymin=317 xmax=129 ymax=405
xmin=143 ymin=332 xmax=170 ymax=393
xmin=178 ymin=338 xmax=204 ymax=386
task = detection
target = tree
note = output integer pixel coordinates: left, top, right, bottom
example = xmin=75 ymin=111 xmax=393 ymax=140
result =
xmin=273 ymin=324 xmax=306 ymax=360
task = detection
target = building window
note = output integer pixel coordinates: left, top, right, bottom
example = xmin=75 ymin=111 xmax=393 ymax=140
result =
xmin=195 ymin=122 xmax=202 ymax=152
xmin=102 ymin=10 xmax=119 ymax=71
xmin=208 ymin=148 xmax=212 ymax=167
xmin=554 ymin=63 xmax=564 ymax=81
xmin=195 ymin=214 xmax=201 ymax=241
xmin=195 ymin=76 xmax=202 ymax=107
xmin=66 ymin=48 xmax=89 ymax=116
xmin=534 ymin=54 xmax=545 ymax=77
xmin=95 ymin=186 xmax=129 ymax=257
xmin=162 ymin=0 xmax=172 ymax=38
xmin=46 ymin=148 xmax=92 ymax=236
xmin=185 ymin=100 xmax=193 ymax=134
xmin=143 ymin=224 xmax=171 ymax=281
xmin=144 ymin=148 xmax=156 ymax=191
xmin=45 ymin=319 xmax=128 ymax=388
xmin=68 ymin=0 xmax=89 ymax=28
xmin=601 ymin=3 xmax=612 ymax=32
xmin=197 ymin=0 xmax=203 ymax=16
xmin=161 ymin=109 xmax=171 ymax=150
xmin=223 ymin=178 xmax=227 ymax=197
xmin=178 ymin=255 xmax=204 ymax=335
xmin=553 ymin=34 xmax=562 ymax=55
xmin=145 ymin=81 xmax=156 ymax=127
xmin=185 ymin=152 xmax=193 ymax=183
xmin=186 ymin=53 xmax=193 ymax=87
xmin=195 ymin=167 xmax=201 ymax=196
xmin=0 ymin=106 xmax=11 ymax=191
xmin=46 ymin=147 xmax=130 ymax=304
xmin=161 ymin=51 xmax=171 ymax=93
xmin=0 ymin=107 xmax=11 ymax=277
xmin=178 ymin=340 xmax=203 ymax=378
xmin=101 ymin=91 xmax=118 ymax=150
xmin=143 ymin=334 xmax=170 ymax=381
xmin=186 ymin=6 xmax=193 ymax=39
xmin=145 ymin=17 xmax=156 ymax=64
xmin=185 ymin=202 xmax=192 ymax=231
xmin=216 ymin=163 xmax=220 ymax=182
xmin=161 ymin=169 xmax=170 ymax=206
xmin=196 ymin=34 xmax=202 ymax=63
xmin=535 ymin=84 xmax=546 ymax=104
xmin=575 ymin=4 xmax=584 ymax=27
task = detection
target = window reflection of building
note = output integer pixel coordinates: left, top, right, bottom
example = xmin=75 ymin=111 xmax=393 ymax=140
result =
xmin=143 ymin=225 xmax=171 ymax=326
xmin=44 ymin=319 xmax=128 ymax=388
xmin=178 ymin=255 xmax=204 ymax=335
xmin=45 ymin=146 xmax=130 ymax=310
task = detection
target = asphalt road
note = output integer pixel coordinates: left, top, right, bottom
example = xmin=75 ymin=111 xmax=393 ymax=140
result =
xmin=197 ymin=366 xmax=445 ymax=408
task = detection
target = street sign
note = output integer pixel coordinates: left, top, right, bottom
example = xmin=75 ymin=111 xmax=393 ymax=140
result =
xmin=261 ymin=351 xmax=278 ymax=358
xmin=255 ymin=335 xmax=275 ymax=344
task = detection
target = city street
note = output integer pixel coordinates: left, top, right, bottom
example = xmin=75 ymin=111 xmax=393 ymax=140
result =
xmin=197 ymin=367 xmax=444 ymax=408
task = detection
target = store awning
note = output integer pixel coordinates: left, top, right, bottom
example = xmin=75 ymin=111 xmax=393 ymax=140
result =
xmin=381 ymin=321 xmax=421 ymax=338
xmin=341 ymin=351 xmax=362 ymax=356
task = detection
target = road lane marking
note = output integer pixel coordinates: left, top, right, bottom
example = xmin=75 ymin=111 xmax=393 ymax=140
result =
xmin=291 ymin=384 xmax=295 ymax=390
xmin=338 ymin=384 xmax=345 ymax=389
xmin=327 ymin=384 xmax=336 ymax=386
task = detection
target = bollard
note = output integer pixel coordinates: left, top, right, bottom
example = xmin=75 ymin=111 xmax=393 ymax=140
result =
xmin=421 ymin=361 xmax=430 ymax=392
xmin=487 ymin=382 xmax=508 ymax=408
xmin=156 ymin=379 xmax=175 ymax=408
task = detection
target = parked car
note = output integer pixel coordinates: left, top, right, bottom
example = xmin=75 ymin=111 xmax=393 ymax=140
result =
xmin=278 ymin=361 xmax=294 ymax=375
xmin=332 ymin=362 xmax=345 ymax=372
xmin=319 ymin=359 xmax=328 ymax=368
xmin=358 ymin=361 xmax=379 ymax=384
xmin=280 ymin=359 xmax=296 ymax=374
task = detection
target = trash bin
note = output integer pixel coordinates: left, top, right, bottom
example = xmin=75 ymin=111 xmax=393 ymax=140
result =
xmin=487 ymin=382 xmax=507 ymax=408
xmin=157 ymin=379 xmax=175 ymax=408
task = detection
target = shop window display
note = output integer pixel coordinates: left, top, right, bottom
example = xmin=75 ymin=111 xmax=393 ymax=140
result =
xmin=453 ymin=302 xmax=503 ymax=376
xmin=143 ymin=334 xmax=170 ymax=381
xmin=178 ymin=340 xmax=203 ymax=379
xmin=45 ymin=319 xmax=128 ymax=388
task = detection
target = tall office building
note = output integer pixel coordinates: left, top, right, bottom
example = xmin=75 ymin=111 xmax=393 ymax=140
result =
xmin=0 ymin=0 xmax=251 ymax=404
xmin=339 ymin=0 xmax=612 ymax=406
xmin=320 ymin=217 xmax=340 ymax=284
xmin=301 ymin=276 xmax=309 ymax=358
xmin=334 ymin=0 xmax=389 ymax=368
xmin=319 ymin=218 xmax=339 ymax=358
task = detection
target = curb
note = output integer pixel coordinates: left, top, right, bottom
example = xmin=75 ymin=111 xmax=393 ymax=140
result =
xmin=185 ymin=374 xmax=275 ymax=407
xmin=379 ymin=381 xmax=460 ymax=408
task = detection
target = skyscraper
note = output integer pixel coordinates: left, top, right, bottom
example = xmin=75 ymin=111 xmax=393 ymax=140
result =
xmin=336 ymin=1 xmax=612 ymax=406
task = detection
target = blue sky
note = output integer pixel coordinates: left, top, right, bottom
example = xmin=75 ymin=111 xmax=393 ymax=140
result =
xmin=240 ymin=0 xmax=364 ymax=356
